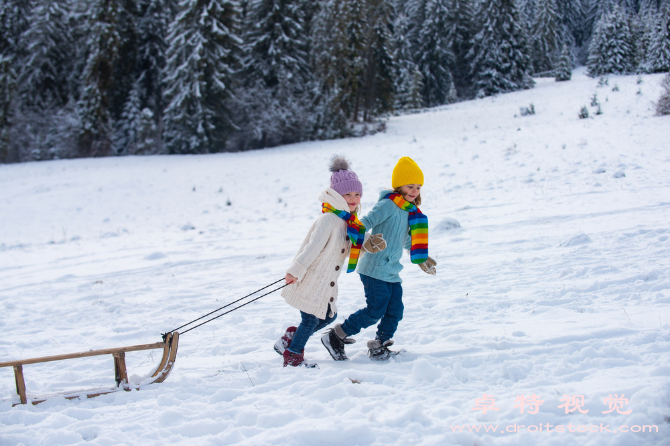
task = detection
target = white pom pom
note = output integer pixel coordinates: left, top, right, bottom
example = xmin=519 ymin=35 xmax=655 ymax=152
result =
xmin=329 ymin=155 xmax=350 ymax=172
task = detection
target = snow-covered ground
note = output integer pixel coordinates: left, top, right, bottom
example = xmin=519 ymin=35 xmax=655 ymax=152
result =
xmin=1 ymin=68 xmax=669 ymax=445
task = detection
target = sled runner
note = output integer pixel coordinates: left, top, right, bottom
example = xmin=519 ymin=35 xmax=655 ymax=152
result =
xmin=2 ymin=278 xmax=288 ymax=407
xmin=0 ymin=331 xmax=179 ymax=406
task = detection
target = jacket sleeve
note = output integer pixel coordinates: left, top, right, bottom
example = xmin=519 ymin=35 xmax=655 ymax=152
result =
xmin=286 ymin=215 xmax=333 ymax=281
xmin=360 ymin=199 xmax=394 ymax=231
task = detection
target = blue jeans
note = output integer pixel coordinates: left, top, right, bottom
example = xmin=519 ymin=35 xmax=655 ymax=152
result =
xmin=287 ymin=305 xmax=336 ymax=354
xmin=341 ymin=274 xmax=404 ymax=343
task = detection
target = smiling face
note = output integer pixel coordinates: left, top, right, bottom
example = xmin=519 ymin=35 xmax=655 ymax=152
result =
xmin=399 ymin=184 xmax=421 ymax=203
xmin=342 ymin=192 xmax=361 ymax=212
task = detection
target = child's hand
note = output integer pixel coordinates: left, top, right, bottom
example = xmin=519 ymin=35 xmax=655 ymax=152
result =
xmin=285 ymin=273 xmax=298 ymax=284
xmin=419 ymin=256 xmax=436 ymax=275
xmin=363 ymin=234 xmax=387 ymax=253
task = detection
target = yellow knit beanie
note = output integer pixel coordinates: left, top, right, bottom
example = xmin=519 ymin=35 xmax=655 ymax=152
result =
xmin=392 ymin=156 xmax=424 ymax=188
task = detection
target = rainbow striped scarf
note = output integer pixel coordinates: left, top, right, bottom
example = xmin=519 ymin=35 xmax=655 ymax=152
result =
xmin=322 ymin=203 xmax=366 ymax=273
xmin=384 ymin=192 xmax=428 ymax=264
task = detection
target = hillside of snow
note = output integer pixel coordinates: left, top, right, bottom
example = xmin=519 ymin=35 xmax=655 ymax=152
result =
xmin=1 ymin=68 xmax=669 ymax=445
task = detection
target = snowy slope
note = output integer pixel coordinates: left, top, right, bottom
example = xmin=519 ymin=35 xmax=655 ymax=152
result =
xmin=1 ymin=68 xmax=669 ymax=445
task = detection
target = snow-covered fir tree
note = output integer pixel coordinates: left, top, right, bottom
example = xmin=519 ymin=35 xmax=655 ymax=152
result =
xmin=417 ymin=0 xmax=456 ymax=106
xmin=393 ymin=9 xmax=423 ymax=110
xmin=136 ymin=0 xmax=169 ymax=126
xmin=110 ymin=0 xmax=141 ymax=138
xmin=0 ymin=0 xmax=33 ymax=58
xmin=341 ymin=0 xmax=369 ymax=121
xmin=163 ymin=0 xmax=241 ymax=154
xmin=115 ymin=83 xmax=159 ymax=154
xmin=531 ymin=0 xmax=561 ymax=73
xmin=555 ymin=44 xmax=572 ymax=80
xmin=77 ymin=0 xmax=121 ymax=157
xmin=449 ymin=0 xmax=476 ymax=98
xmin=587 ymin=6 xmax=637 ymax=76
xmin=239 ymin=0 xmax=310 ymax=148
xmin=19 ymin=0 xmax=75 ymax=110
xmin=0 ymin=54 xmax=16 ymax=161
xmin=358 ymin=0 xmax=395 ymax=120
xmin=307 ymin=0 xmax=349 ymax=138
xmin=645 ymin=2 xmax=670 ymax=72
xmin=467 ymin=0 xmax=534 ymax=97
xmin=556 ymin=0 xmax=586 ymax=47
xmin=397 ymin=0 xmax=427 ymax=58
xmin=636 ymin=9 xmax=656 ymax=71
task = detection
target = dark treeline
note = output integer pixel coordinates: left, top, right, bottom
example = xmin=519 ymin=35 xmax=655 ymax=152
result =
xmin=0 ymin=0 xmax=668 ymax=162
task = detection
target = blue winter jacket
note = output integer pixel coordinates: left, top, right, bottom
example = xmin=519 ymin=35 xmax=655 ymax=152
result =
xmin=357 ymin=190 xmax=412 ymax=283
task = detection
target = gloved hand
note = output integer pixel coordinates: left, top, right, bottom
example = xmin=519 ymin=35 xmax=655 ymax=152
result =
xmin=419 ymin=256 xmax=436 ymax=275
xmin=363 ymin=234 xmax=387 ymax=253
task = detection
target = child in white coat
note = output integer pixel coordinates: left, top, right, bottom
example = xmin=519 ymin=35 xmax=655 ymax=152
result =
xmin=275 ymin=156 xmax=385 ymax=367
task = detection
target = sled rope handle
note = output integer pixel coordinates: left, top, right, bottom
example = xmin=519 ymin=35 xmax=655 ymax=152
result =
xmin=163 ymin=279 xmax=287 ymax=338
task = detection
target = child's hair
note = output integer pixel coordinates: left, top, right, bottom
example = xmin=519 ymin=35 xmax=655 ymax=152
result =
xmin=393 ymin=186 xmax=422 ymax=206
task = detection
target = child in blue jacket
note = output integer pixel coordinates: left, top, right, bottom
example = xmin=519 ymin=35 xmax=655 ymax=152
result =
xmin=321 ymin=157 xmax=437 ymax=361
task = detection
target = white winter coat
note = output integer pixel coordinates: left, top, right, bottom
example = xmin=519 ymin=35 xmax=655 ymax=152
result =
xmin=281 ymin=188 xmax=360 ymax=320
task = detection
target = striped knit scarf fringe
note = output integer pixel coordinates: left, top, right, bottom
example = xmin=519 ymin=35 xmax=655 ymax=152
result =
xmin=321 ymin=203 xmax=366 ymax=272
xmin=384 ymin=192 xmax=429 ymax=264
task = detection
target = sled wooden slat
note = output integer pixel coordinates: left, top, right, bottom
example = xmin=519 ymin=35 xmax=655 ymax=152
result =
xmin=0 ymin=342 xmax=167 ymax=368
xmin=2 ymin=332 xmax=179 ymax=406
xmin=13 ymin=365 xmax=27 ymax=405
xmin=113 ymin=352 xmax=130 ymax=391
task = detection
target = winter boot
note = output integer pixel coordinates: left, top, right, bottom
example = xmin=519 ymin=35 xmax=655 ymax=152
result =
xmin=283 ymin=349 xmax=318 ymax=368
xmin=321 ymin=323 xmax=355 ymax=361
xmin=367 ymin=339 xmax=400 ymax=361
xmin=274 ymin=326 xmax=297 ymax=355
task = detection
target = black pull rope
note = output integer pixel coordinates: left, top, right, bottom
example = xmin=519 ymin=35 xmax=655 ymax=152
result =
xmin=162 ymin=278 xmax=286 ymax=339
xmin=179 ymin=283 xmax=289 ymax=335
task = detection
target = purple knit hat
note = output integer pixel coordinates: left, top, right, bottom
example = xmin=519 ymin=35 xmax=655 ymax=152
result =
xmin=329 ymin=155 xmax=363 ymax=197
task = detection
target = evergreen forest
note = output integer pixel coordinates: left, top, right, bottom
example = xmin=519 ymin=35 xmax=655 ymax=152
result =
xmin=1 ymin=0 xmax=669 ymax=162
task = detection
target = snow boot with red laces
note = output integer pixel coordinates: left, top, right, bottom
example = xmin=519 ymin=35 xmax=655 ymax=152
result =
xmin=274 ymin=326 xmax=297 ymax=355
xmin=283 ymin=349 xmax=318 ymax=368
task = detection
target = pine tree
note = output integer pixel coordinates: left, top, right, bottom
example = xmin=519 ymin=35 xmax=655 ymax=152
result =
xmin=359 ymin=0 xmax=395 ymax=120
xmin=115 ymin=84 xmax=159 ymax=154
xmin=0 ymin=54 xmax=16 ymax=161
xmin=556 ymin=0 xmax=586 ymax=47
xmin=449 ymin=0 xmax=476 ymax=98
xmin=110 ymin=0 xmax=140 ymax=131
xmin=343 ymin=0 xmax=369 ymax=121
xmin=555 ymin=45 xmax=572 ymax=80
xmin=467 ymin=0 xmax=534 ymax=97
xmin=240 ymin=0 xmax=310 ymax=147
xmin=587 ymin=6 xmax=637 ymax=76
xmin=646 ymin=2 xmax=670 ymax=72
xmin=77 ymin=0 xmax=121 ymax=157
xmin=0 ymin=0 xmax=32 ymax=58
xmin=417 ymin=0 xmax=455 ymax=106
xmin=163 ymin=0 xmax=241 ymax=154
xmin=137 ymin=0 xmax=169 ymax=122
xmin=393 ymin=9 xmax=423 ymax=109
xmin=19 ymin=0 xmax=74 ymax=110
xmin=531 ymin=0 xmax=561 ymax=73
xmin=308 ymin=0 xmax=349 ymax=138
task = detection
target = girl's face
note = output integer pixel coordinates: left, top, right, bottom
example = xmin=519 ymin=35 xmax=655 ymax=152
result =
xmin=399 ymin=184 xmax=421 ymax=202
xmin=342 ymin=192 xmax=361 ymax=212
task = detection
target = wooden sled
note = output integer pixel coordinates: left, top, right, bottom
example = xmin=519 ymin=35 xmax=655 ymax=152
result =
xmin=0 ymin=331 xmax=179 ymax=406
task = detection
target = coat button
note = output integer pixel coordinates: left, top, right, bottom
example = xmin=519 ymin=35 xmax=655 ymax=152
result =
xmin=330 ymin=297 xmax=334 ymax=302
xmin=341 ymin=249 xmax=345 ymax=253
xmin=346 ymin=236 xmax=350 ymax=241
xmin=335 ymin=266 xmax=340 ymax=271
xmin=330 ymin=281 xmax=335 ymax=287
